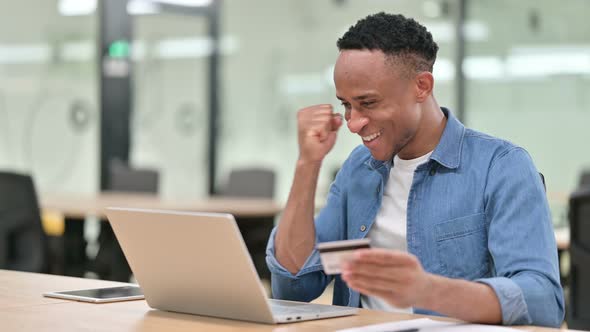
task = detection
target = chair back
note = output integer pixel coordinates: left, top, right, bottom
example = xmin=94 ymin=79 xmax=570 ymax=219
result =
xmin=0 ymin=171 xmax=48 ymax=272
xmin=94 ymin=161 xmax=159 ymax=281
xmin=567 ymin=187 xmax=590 ymax=329
xmin=108 ymin=159 xmax=159 ymax=193
xmin=225 ymin=168 xmax=275 ymax=198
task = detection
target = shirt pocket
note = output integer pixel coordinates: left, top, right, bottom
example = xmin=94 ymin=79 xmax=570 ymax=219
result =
xmin=435 ymin=213 xmax=490 ymax=280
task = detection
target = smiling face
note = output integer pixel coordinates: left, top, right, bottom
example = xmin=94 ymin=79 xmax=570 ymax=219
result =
xmin=334 ymin=49 xmax=424 ymax=161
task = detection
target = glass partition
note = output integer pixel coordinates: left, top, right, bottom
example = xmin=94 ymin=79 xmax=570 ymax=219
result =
xmin=131 ymin=12 xmax=210 ymax=199
xmin=465 ymin=0 xmax=590 ymax=227
xmin=219 ymin=0 xmax=459 ymax=203
xmin=0 ymin=1 xmax=98 ymax=195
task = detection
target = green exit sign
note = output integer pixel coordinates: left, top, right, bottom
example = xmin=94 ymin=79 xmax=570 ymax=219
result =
xmin=108 ymin=40 xmax=130 ymax=58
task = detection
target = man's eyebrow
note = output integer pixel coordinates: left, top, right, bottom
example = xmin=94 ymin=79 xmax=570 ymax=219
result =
xmin=353 ymin=94 xmax=378 ymax=101
xmin=336 ymin=94 xmax=379 ymax=101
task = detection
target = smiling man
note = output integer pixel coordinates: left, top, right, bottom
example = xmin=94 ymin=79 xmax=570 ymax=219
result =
xmin=266 ymin=12 xmax=564 ymax=327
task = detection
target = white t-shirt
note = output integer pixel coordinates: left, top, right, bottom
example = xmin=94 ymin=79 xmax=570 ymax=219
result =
xmin=360 ymin=151 xmax=433 ymax=313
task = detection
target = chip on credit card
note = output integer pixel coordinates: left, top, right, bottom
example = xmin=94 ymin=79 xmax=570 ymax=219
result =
xmin=317 ymin=238 xmax=371 ymax=275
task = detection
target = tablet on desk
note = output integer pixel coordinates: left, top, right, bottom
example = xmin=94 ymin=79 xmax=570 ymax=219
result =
xmin=43 ymin=285 xmax=144 ymax=303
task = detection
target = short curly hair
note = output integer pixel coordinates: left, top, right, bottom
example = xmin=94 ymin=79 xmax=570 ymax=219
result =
xmin=337 ymin=12 xmax=439 ymax=75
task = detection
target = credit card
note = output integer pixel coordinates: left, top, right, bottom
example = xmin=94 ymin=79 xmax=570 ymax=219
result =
xmin=317 ymin=238 xmax=371 ymax=275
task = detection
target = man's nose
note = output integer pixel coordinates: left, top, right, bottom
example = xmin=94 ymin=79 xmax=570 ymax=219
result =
xmin=347 ymin=111 xmax=368 ymax=134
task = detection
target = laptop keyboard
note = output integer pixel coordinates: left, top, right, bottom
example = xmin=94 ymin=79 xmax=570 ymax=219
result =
xmin=269 ymin=299 xmax=340 ymax=315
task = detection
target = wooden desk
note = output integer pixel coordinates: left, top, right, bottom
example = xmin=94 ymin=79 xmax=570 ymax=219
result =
xmin=554 ymin=227 xmax=571 ymax=288
xmin=547 ymin=191 xmax=571 ymax=206
xmin=0 ymin=269 xmax=126 ymax=310
xmin=555 ymin=227 xmax=570 ymax=251
xmin=40 ymin=192 xmax=282 ymax=219
xmin=0 ymin=270 xmax=573 ymax=332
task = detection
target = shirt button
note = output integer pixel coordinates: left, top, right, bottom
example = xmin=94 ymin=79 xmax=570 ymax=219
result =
xmin=429 ymin=168 xmax=436 ymax=176
xmin=360 ymin=225 xmax=367 ymax=232
xmin=376 ymin=186 xmax=381 ymax=194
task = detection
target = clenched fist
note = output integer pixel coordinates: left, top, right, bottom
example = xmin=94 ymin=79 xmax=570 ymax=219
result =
xmin=297 ymin=104 xmax=343 ymax=163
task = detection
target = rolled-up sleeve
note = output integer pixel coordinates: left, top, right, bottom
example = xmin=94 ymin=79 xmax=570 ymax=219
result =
xmin=478 ymin=147 xmax=564 ymax=327
xmin=266 ymin=228 xmax=329 ymax=302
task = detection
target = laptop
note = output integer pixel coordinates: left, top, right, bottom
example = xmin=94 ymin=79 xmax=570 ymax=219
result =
xmin=105 ymin=207 xmax=358 ymax=324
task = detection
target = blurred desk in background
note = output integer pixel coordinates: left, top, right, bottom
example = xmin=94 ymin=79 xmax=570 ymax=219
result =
xmin=40 ymin=191 xmax=282 ymax=219
xmin=555 ymin=227 xmax=570 ymax=251
xmin=547 ymin=191 xmax=571 ymax=206
xmin=39 ymin=192 xmax=282 ymax=280
xmin=554 ymin=227 xmax=570 ymax=287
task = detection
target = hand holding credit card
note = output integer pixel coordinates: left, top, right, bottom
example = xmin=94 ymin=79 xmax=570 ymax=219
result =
xmin=317 ymin=238 xmax=371 ymax=274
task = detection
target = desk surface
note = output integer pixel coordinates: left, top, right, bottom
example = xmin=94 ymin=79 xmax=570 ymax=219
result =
xmin=40 ymin=192 xmax=282 ymax=219
xmin=555 ymin=227 xmax=570 ymax=251
xmin=0 ymin=270 xmax=574 ymax=332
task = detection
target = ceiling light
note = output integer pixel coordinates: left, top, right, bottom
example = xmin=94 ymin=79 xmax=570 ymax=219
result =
xmin=127 ymin=0 xmax=161 ymax=15
xmin=154 ymin=0 xmax=212 ymax=7
xmin=58 ymin=0 xmax=96 ymax=16
xmin=0 ymin=44 xmax=51 ymax=64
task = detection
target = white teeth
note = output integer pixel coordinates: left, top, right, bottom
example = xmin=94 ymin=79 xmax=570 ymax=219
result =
xmin=362 ymin=131 xmax=381 ymax=142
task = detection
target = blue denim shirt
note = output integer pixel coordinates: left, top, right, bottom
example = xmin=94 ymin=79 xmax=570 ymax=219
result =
xmin=266 ymin=108 xmax=564 ymax=327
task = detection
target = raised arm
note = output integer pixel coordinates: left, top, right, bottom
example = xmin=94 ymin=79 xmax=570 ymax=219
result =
xmin=274 ymin=104 xmax=342 ymax=274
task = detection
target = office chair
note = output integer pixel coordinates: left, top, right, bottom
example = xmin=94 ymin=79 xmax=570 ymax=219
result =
xmin=223 ymin=167 xmax=275 ymax=279
xmin=107 ymin=159 xmax=159 ymax=193
xmin=94 ymin=160 xmax=159 ymax=281
xmin=0 ymin=171 xmax=48 ymax=272
xmin=225 ymin=168 xmax=275 ymax=198
xmin=579 ymin=171 xmax=590 ymax=188
xmin=566 ymin=187 xmax=590 ymax=329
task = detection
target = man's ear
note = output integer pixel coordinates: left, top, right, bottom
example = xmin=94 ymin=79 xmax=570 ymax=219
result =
xmin=415 ymin=71 xmax=434 ymax=102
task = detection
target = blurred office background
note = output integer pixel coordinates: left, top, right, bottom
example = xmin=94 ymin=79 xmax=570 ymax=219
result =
xmin=0 ymin=0 xmax=589 ymax=217
xmin=0 ymin=0 xmax=590 ymax=326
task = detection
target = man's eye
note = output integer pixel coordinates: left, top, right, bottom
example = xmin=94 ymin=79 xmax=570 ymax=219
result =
xmin=340 ymin=102 xmax=351 ymax=109
xmin=361 ymin=101 xmax=376 ymax=108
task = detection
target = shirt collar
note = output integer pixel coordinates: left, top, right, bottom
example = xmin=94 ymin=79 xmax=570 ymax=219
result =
xmin=429 ymin=107 xmax=465 ymax=169
xmin=365 ymin=107 xmax=465 ymax=170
